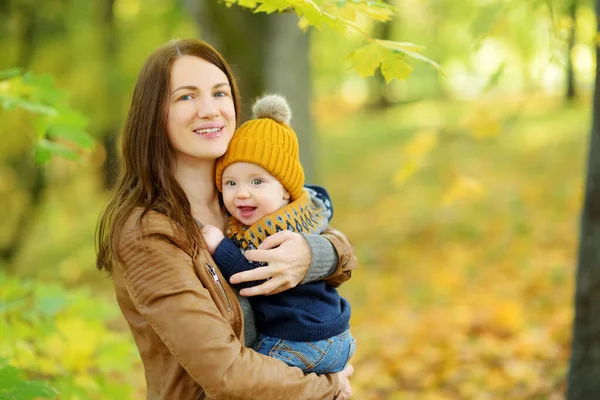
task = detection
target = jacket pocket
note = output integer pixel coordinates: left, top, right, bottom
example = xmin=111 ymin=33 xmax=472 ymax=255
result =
xmin=205 ymin=263 xmax=232 ymax=311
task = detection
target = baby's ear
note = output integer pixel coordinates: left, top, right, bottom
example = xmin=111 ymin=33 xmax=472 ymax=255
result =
xmin=283 ymin=190 xmax=290 ymax=200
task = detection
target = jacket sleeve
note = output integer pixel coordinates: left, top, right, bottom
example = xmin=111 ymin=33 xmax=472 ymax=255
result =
xmin=321 ymin=226 xmax=358 ymax=288
xmin=118 ymin=229 xmax=339 ymax=400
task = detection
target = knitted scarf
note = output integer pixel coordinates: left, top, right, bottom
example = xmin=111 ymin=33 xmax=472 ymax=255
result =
xmin=226 ymin=188 xmax=330 ymax=251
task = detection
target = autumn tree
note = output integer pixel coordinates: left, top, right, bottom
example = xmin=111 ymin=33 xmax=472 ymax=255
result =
xmin=567 ymin=0 xmax=600 ymax=397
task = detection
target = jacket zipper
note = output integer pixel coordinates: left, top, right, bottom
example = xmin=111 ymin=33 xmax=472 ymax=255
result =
xmin=205 ymin=263 xmax=232 ymax=311
xmin=194 ymin=390 xmax=206 ymax=400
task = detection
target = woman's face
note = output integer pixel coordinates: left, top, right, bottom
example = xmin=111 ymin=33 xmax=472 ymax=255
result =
xmin=167 ymin=55 xmax=236 ymax=164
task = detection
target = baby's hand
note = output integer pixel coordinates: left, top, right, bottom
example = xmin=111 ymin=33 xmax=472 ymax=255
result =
xmin=201 ymin=225 xmax=225 ymax=255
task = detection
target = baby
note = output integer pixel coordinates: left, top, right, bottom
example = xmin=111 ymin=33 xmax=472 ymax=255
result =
xmin=201 ymin=94 xmax=354 ymax=374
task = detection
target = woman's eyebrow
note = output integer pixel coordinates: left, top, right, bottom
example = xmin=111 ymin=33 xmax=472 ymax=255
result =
xmin=171 ymin=82 xmax=230 ymax=95
xmin=171 ymin=85 xmax=198 ymax=95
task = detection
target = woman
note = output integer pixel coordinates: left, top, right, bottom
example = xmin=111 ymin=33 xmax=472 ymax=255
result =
xmin=96 ymin=38 xmax=357 ymax=400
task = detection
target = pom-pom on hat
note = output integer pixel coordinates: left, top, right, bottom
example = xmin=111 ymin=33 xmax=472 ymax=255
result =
xmin=216 ymin=94 xmax=305 ymax=200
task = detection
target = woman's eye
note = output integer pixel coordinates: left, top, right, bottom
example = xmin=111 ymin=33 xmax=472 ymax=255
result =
xmin=215 ymin=91 xmax=227 ymax=98
xmin=179 ymin=94 xmax=193 ymax=101
xmin=252 ymin=179 xmax=262 ymax=185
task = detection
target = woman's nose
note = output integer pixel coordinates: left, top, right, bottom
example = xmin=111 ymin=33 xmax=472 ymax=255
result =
xmin=197 ymin=96 xmax=220 ymax=119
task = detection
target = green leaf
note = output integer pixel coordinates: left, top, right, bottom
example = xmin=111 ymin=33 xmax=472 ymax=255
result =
xmin=34 ymin=139 xmax=79 ymax=163
xmin=0 ymin=299 xmax=27 ymax=315
xmin=33 ymin=284 xmax=69 ymax=318
xmin=47 ymin=125 xmax=94 ymax=149
xmin=21 ymin=73 xmax=65 ymax=105
xmin=0 ymin=360 xmax=57 ymax=400
xmin=33 ymin=145 xmax=53 ymax=164
xmin=0 ymin=68 xmax=22 ymax=81
xmin=0 ymin=94 xmax=18 ymax=110
xmin=33 ymin=117 xmax=50 ymax=139
xmin=12 ymin=98 xmax=57 ymax=116
xmin=348 ymin=43 xmax=381 ymax=77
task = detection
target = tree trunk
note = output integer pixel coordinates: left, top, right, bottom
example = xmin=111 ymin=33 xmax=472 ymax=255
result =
xmin=567 ymin=0 xmax=600 ymax=397
xmin=263 ymin=12 xmax=315 ymax=182
xmin=565 ymin=0 xmax=578 ymax=101
xmin=100 ymin=0 xmax=120 ymax=189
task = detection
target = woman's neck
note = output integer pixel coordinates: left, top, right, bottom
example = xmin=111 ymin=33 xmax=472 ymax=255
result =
xmin=173 ymin=157 xmax=227 ymax=229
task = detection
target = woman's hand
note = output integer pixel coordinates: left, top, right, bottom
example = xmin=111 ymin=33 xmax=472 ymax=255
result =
xmin=201 ymin=225 xmax=225 ymax=255
xmin=335 ymin=364 xmax=354 ymax=399
xmin=229 ymin=230 xmax=311 ymax=296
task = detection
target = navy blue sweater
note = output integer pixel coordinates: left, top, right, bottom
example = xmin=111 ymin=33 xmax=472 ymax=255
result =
xmin=213 ymin=238 xmax=351 ymax=342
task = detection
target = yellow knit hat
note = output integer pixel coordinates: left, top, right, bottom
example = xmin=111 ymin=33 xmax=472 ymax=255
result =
xmin=216 ymin=94 xmax=305 ymax=200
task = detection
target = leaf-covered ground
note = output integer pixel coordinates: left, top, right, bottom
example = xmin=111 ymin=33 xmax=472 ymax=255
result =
xmin=319 ymin=94 xmax=586 ymax=399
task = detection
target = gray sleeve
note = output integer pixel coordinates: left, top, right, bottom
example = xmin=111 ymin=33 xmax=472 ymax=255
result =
xmin=300 ymin=233 xmax=339 ymax=284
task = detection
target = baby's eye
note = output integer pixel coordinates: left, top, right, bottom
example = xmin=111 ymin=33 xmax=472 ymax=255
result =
xmin=251 ymin=179 xmax=263 ymax=185
xmin=225 ymin=180 xmax=236 ymax=187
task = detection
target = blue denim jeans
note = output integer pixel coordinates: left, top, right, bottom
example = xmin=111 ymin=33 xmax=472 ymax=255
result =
xmin=252 ymin=330 xmax=356 ymax=374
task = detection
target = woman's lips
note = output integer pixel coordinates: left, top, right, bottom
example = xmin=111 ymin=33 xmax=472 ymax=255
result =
xmin=193 ymin=126 xmax=223 ymax=138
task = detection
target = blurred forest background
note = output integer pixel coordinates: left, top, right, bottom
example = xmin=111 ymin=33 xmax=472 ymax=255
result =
xmin=0 ymin=0 xmax=596 ymax=398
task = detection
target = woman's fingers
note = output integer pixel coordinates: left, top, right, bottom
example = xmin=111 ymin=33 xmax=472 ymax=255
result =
xmin=335 ymin=364 xmax=354 ymax=399
xmin=230 ymin=231 xmax=311 ymax=296
xmin=243 ymin=249 xmax=273 ymax=264
xmin=230 ymin=264 xmax=296 ymax=297
xmin=341 ymin=364 xmax=354 ymax=377
xmin=257 ymin=230 xmax=292 ymax=250
xmin=230 ymin=265 xmax=273 ymax=284
xmin=239 ymin=276 xmax=287 ymax=297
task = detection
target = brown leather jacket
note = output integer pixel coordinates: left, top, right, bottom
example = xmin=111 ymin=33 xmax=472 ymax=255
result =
xmin=114 ymin=209 xmax=358 ymax=400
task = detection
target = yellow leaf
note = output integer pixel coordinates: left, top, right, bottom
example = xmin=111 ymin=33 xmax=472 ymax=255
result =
xmin=393 ymin=160 xmax=419 ymax=187
xmin=356 ymin=2 xmax=396 ymax=22
xmin=375 ymin=39 xmax=443 ymax=75
xmin=228 ymin=0 xmax=259 ymax=7
xmin=393 ymin=131 xmax=437 ymax=187
xmin=254 ymin=0 xmax=292 ymax=14
xmin=335 ymin=4 xmax=357 ymax=22
xmin=348 ymin=43 xmax=381 ymax=78
xmin=295 ymin=1 xmax=345 ymax=31
xmin=404 ymin=130 xmax=437 ymax=158
xmin=297 ymin=16 xmax=310 ymax=31
xmin=464 ymin=109 xmax=503 ymax=139
xmin=241 ymin=0 xmax=259 ymax=6
xmin=440 ymin=175 xmax=484 ymax=206
xmin=375 ymin=39 xmax=425 ymax=53
xmin=380 ymin=51 xmax=412 ymax=82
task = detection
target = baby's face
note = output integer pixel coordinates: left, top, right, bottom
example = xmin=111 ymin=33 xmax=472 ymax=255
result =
xmin=221 ymin=162 xmax=291 ymax=226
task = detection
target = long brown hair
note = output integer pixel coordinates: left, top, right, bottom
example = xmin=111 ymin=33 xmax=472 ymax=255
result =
xmin=96 ymin=39 xmax=241 ymax=273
